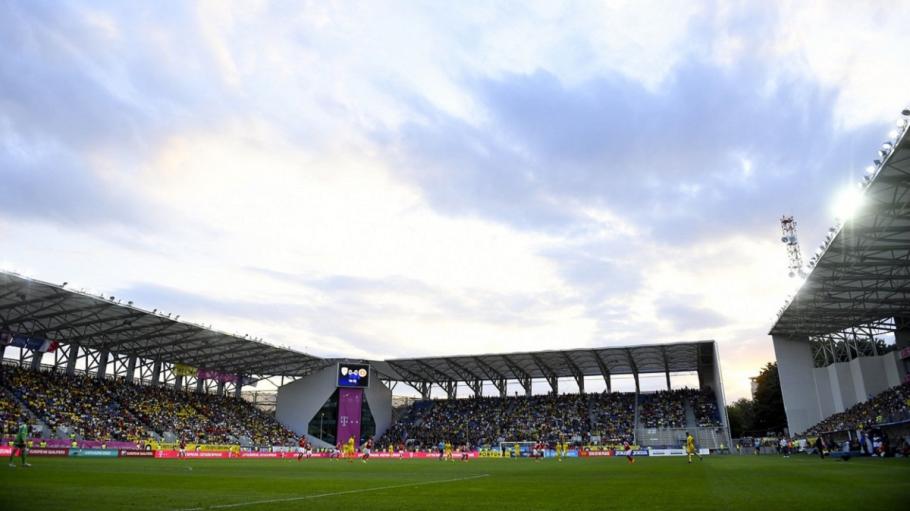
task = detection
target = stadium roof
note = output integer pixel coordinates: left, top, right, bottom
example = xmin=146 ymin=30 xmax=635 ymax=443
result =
xmin=1 ymin=271 xmax=716 ymax=385
xmin=376 ymin=341 xmax=716 ymax=384
xmin=770 ymin=117 xmax=910 ymax=338
xmin=0 ymin=272 xmax=326 ymax=377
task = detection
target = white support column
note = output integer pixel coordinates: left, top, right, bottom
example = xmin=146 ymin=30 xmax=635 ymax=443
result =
xmin=96 ymin=349 xmax=110 ymax=379
xmin=151 ymin=360 xmax=161 ymax=386
xmin=234 ymin=376 xmax=243 ymax=399
xmin=66 ymin=343 xmax=80 ymax=375
xmin=30 ymin=350 xmax=43 ymax=370
xmin=126 ymin=355 xmax=137 ymax=383
xmin=772 ymin=334 xmax=821 ymax=434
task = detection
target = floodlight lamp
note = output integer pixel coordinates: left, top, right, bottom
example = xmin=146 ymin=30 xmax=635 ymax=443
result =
xmin=788 ymin=271 xmax=796 ymax=278
xmin=888 ymin=130 xmax=899 ymax=140
xmin=898 ymin=119 xmax=908 ymax=129
xmin=882 ymin=142 xmax=894 ymax=151
xmin=902 ymin=107 xmax=910 ymax=116
xmin=865 ymin=165 xmax=876 ymax=174
xmin=874 ymin=159 xmax=882 ymax=166
xmin=832 ymin=185 xmax=865 ymax=220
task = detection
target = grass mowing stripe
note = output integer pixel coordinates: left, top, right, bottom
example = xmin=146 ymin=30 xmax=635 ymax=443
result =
xmin=173 ymin=473 xmax=491 ymax=511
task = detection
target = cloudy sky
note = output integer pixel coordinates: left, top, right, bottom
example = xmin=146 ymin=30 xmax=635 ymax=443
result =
xmin=1 ymin=1 xmax=907 ymax=401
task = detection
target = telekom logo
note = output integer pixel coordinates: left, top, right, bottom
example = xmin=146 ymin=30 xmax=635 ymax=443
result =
xmin=339 ymin=416 xmax=349 ymax=427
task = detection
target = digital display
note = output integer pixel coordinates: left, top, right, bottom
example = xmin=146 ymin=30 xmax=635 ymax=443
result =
xmin=337 ymin=363 xmax=370 ymax=388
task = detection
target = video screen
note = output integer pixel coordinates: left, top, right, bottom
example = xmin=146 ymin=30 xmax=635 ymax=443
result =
xmin=337 ymin=363 xmax=370 ymax=388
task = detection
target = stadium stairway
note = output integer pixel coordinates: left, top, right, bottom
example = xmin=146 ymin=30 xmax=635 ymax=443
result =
xmin=0 ymin=382 xmax=50 ymax=435
xmin=684 ymin=401 xmax=697 ymax=429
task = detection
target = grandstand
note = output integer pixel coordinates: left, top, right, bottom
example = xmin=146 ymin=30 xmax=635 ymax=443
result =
xmin=770 ymin=109 xmax=910 ymax=435
xmin=0 ymin=271 xmax=730 ymax=451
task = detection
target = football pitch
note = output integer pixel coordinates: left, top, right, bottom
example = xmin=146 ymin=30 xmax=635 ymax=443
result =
xmin=1 ymin=455 xmax=908 ymax=510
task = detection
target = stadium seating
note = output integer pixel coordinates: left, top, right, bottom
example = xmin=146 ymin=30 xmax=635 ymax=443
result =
xmin=0 ymin=387 xmax=32 ymax=438
xmin=638 ymin=388 xmax=721 ymax=429
xmin=0 ymin=365 xmax=296 ymax=446
xmin=804 ymin=382 xmax=910 ymax=435
xmin=380 ymin=388 xmax=720 ymax=449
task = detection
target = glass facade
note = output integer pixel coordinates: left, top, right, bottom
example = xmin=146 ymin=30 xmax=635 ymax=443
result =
xmin=307 ymin=389 xmax=376 ymax=445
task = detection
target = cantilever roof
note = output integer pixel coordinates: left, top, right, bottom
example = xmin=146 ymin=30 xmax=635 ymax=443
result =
xmin=0 ymin=272 xmax=326 ymax=377
xmin=378 ymin=341 xmax=716 ymax=383
xmin=770 ymin=120 xmax=910 ymax=337
xmin=1 ymin=271 xmax=717 ymax=383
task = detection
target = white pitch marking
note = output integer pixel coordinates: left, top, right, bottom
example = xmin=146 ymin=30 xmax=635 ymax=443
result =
xmin=173 ymin=473 xmax=490 ymax=511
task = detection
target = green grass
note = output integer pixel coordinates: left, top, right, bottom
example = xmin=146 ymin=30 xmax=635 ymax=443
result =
xmin=1 ymin=455 xmax=908 ymax=510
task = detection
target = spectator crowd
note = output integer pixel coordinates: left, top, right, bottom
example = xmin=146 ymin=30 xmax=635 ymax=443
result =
xmin=0 ymin=365 xmax=295 ymax=446
xmin=381 ymin=388 xmax=721 ymax=449
xmin=805 ymin=382 xmax=910 ymax=435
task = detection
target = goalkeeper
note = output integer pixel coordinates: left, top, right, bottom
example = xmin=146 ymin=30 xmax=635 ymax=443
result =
xmin=9 ymin=423 xmax=31 ymax=468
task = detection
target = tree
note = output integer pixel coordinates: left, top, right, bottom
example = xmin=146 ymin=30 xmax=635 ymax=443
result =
xmin=726 ymin=398 xmax=755 ymax=438
xmin=752 ymin=362 xmax=787 ymax=434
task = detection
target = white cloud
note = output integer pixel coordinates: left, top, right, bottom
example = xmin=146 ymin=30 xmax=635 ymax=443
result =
xmin=4 ymin=0 xmax=907 ymax=404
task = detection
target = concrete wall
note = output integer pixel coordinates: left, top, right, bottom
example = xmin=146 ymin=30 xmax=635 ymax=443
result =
xmin=275 ymin=364 xmax=392 ymax=448
xmin=772 ymin=334 xmax=821 ymax=434
xmin=883 ymin=351 xmax=902 ymax=387
xmin=365 ymin=374 xmax=393 ymax=440
xmin=775 ymin=333 xmax=909 ymax=433
xmin=813 ymin=366 xmax=835 ymax=418
xmin=836 ymin=362 xmax=858 ymax=409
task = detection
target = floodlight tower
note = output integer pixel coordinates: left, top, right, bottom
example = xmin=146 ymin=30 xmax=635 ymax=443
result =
xmin=779 ymin=216 xmax=807 ymax=278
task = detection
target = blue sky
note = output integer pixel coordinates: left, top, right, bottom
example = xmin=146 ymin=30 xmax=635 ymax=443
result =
xmin=1 ymin=1 xmax=908 ymax=401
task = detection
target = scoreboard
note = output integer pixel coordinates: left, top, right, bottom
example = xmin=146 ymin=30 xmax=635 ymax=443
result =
xmin=337 ymin=363 xmax=370 ymax=388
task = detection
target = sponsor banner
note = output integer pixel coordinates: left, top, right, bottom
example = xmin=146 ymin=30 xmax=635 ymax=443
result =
xmin=478 ymin=451 xmax=502 ymax=458
xmin=69 ymin=449 xmax=119 ymax=457
xmin=647 ymin=448 xmax=708 ymax=456
xmin=29 ymin=448 xmax=70 ymax=457
xmin=197 ymin=369 xmax=239 ymax=383
xmin=0 ymin=447 xmax=69 ymax=457
xmin=157 ymin=443 xmax=238 ymax=452
xmin=119 ymin=450 xmax=154 ymax=457
xmin=585 ymin=449 xmax=649 ymax=457
xmin=648 ymin=449 xmax=686 ymax=456
xmin=368 ymin=451 xmax=477 ymax=459
xmin=174 ymin=364 xmax=197 ymax=377
xmin=336 ymin=387 xmax=363 ymax=448
xmin=155 ymin=450 xmax=231 ymax=459
xmin=238 ymin=452 xmax=285 ymax=459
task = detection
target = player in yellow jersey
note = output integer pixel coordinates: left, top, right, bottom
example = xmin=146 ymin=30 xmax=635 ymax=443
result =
xmin=686 ymin=432 xmax=703 ymax=463
xmin=345 ymin=435 xmax=356 ymax=463
xmin=444 ymin=441 xmax=453 ymax=461
xmin=513 ymin=442 xmax=520 ymax=459
xmin=388 ymin=444 xmax=394 ymax=458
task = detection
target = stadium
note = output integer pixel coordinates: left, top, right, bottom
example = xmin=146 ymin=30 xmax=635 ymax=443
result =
xmin=2 ymin=3 xmax=910 ymax=511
